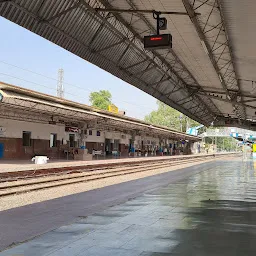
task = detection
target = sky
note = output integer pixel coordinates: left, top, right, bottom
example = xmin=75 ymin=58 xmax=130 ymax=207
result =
xmin=0 ymin=17 xmax=158 ymax=119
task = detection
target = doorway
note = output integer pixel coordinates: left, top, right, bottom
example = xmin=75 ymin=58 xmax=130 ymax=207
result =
xmin=105 ymin=139 xmax=111 ymax=155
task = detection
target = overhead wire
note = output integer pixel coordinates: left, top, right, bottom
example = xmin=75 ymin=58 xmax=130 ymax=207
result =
xmin=0 ymin=72 xmax=154 ymax=117
xmin=0 ymin=72 xmax=93 ymax=101
xmin=0 ymin=60 xmax=158 ymax=112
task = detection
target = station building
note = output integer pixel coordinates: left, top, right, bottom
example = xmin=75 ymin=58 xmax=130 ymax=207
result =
xmin=0 ymin=82 xmax=200 ymax=160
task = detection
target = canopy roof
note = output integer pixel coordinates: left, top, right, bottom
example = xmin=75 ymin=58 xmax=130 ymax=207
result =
xmin=0 ymin=82 xmax=200 ymax=141
xmin=0 ymin=0 xmax=255 ymax=129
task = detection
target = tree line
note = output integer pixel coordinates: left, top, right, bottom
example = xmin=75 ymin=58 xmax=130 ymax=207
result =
xmin=89 ymin=90 xmax=199 ymax=131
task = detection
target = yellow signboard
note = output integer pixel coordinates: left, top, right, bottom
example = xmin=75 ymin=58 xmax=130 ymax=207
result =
xmin=253 ymin=144 xmax=256 ymax=153
xmin=108 ymin=104 xmax=118 ymax=114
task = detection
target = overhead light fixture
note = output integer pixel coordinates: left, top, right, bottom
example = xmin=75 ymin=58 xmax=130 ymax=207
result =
xmin=200 ymin=40 xmax=209 ymax=55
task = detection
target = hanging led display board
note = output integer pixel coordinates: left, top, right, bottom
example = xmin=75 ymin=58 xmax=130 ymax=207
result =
xmin=144 ymin=34 xmax=172 ymax=50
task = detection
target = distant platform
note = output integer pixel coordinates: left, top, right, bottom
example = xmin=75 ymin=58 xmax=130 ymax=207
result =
xmin=0 ymin=153 xmax=235 ymax=174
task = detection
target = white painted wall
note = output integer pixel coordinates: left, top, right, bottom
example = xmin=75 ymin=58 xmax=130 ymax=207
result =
xmin=0 ymin=118 xmax=65 ymax=140
xmin=84 ymin=130 xmax=105 ymax=143
xmin=120 ymin=134 xmax=131 ymax=145
xmin=102 ymin=131 xmax=131 ymax=145
xmin=134 ymin=135 xmax=160 ymax=147
xmin=0 ymin=119 xmax=168 ymax=149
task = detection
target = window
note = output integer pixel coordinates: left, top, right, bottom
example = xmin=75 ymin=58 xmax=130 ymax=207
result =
xmin=50 ymin=133 xmax=57 ymax=148
xmin=89 ymin=130 xmax=92 ymax=136
xmin=22 ymin=131 xmax=31 ymax=146
xmin=84 ymin=129 xmax=87 ymax=135
xmin=97 ymin=131 xmax=101 ymax=136
xmin=69 ymin=134 xmax=75 ymax=147
xmin=113 ymin=139 xmax=119 ymax=151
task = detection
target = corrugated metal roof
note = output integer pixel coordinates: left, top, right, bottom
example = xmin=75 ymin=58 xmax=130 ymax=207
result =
xmin=1 ymin=0 xmax=255 ymax=128
xmin=0 ymin=81 xmax=200 ymax=140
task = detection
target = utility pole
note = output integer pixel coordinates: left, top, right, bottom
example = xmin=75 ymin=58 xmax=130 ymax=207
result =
xmin=57 ymin=68 xmax=64 ymax=98
xmin=179 ymin=113 xmax=183 ymax=132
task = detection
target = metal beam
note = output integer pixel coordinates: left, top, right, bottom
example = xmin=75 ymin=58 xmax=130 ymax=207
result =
xmin=95 ymin=8 xmax=200 ymax=16
xmin=183 ymin=0 xmax=246 ymax=119
xmin=124 ymin=59 xmax=148 ymax=70
xmin=39 ymin=1 xmax=81 ymax=23
xmin=0 ymin=0 xmax=213 ymax=125
xmin=198 ymin=92 xmax=256 ymax=111
xmin=94 ymin=38 xmax=127 ymax=53
xmin=242 ymin=99 xmax=256 ymax=103
xmin=82 ymin=0 xmax=210 ymax=124
xmin=164 ymin=87 xmax=183 ymax=97
xmin=116 ymin=36 xmax=136 ymax=65
xmin=198 ymin=88 xmax=256 ymax=99
xmin=98 ymin=0 xmax=218 ymax=122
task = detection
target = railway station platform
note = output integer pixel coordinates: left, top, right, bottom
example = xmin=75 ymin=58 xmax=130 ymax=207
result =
xmin=0 ymin=152 xmax=236 ymax=174
xmin=1 ymin=156 xmax=255 ymax=255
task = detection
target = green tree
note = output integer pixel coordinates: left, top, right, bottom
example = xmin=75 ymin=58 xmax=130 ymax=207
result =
xmin=205 ymin=137 xmax=237 ymax=151
xmin=89 ymin=90 xmax=112 ymax=110
xmin=145 ymin=100 xmax=200 ymax=132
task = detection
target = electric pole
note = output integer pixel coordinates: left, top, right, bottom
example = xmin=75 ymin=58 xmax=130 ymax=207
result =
xmin=57 ymin=68 xmax=64 ymax=98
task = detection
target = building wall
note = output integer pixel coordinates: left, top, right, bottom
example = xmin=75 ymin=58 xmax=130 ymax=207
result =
xmin=0 ymin=119 xmax=66 ymax=159
xmin=0 ymin=119 xmax=136 ymax=159
xmin=0 ymin=137 xmax=64 ymax=159
xmin=0 ymin=119 xmax=65 ymax=140
xmin=0 ymin=118 xmax=196 ymax=159
xmin=84 ymin=130 xmax=105 ymax=143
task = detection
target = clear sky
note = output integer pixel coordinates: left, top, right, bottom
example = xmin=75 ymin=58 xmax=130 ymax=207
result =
xmin=0 ymin=17 xmax=158 ymax=119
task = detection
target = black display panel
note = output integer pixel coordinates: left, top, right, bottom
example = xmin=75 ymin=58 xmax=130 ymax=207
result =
xmin=144 ymin=34 xmax=172 ymax=50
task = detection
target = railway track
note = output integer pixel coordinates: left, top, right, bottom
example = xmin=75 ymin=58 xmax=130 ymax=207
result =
xmin=0 ymin=155 xmax=226 ymax=198
xmin=0 ymin=154 xmax=220 ymax=182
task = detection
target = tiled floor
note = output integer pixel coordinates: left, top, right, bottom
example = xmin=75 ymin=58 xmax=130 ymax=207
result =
xmin=2 ymin=158 xmax=256 ymax=255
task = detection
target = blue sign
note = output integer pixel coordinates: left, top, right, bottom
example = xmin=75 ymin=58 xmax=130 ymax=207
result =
xmin=186 ymin=128 xmax=198 ymax=136
xmin=0 ymin=143 xmax=3 ymax=159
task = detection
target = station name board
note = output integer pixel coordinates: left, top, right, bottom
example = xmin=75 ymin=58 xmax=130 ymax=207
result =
xmin=65 ymin=126 xmax=80 ymax=133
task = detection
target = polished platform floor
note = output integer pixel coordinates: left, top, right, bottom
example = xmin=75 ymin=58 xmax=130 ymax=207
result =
xmin=1 ymin=158 xmax=256 ymax=255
